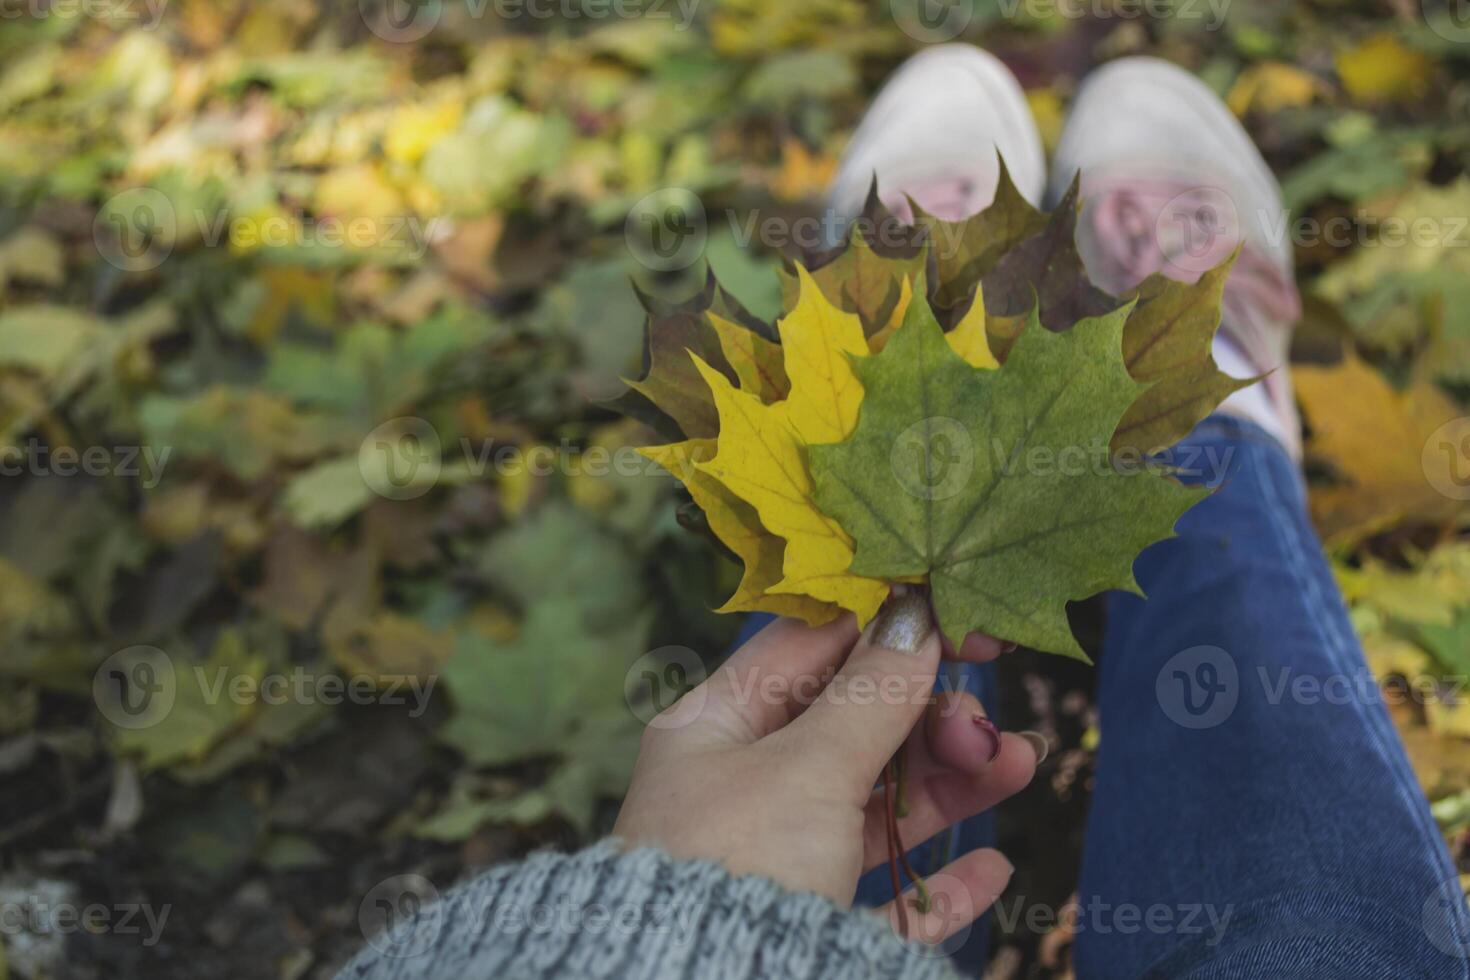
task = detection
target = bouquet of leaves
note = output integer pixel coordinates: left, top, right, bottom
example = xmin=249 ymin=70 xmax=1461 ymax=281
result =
xmin=616 ymin=167 xmax=1247 ymax=662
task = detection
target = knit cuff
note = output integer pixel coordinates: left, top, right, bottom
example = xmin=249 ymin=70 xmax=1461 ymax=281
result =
xmin=338 ymin=841 xmax=962 ymax=980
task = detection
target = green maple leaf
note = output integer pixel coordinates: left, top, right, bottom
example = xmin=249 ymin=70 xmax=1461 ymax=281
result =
xmin=809 ymin=292 xmax=1206 ymax=660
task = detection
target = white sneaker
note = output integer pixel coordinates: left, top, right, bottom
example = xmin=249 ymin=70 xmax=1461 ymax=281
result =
xmin=828 ymin=45 xmax=1046 ymax=227
xmin=1050 ymin=56 xmax=1303 ymax=459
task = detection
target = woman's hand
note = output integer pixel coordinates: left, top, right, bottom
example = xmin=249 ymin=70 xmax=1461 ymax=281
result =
xmin=613 ymin=593 xmax=1044 ymax=947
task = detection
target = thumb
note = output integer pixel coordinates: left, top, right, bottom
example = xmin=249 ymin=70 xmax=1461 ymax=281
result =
xmin=787 ymin=591 xmax=942 ymax=785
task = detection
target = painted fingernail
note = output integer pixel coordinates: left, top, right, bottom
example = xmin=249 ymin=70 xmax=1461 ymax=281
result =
xmin=973 ymin=714 xmax=1001 ymax=762
xmin=1018 ymin=730 xmax=1049 ymax=765
xmin=868 ymin=592 xmax=933 ymax=654
xmin=1000 ymin=641 xmax=1018 ymax=653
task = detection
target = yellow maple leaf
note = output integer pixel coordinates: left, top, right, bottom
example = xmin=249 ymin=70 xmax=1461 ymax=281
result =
xmin=641 ymin=440 xmax=840 ymax=625
xmin=709 ymin=313 xmax=789 ymax=403
xmin=869 ymin=278 xmax=997 ymax=370
xmin=943 ymin=289 xmax=1000 ymax=370
xmin=694 ymin=266 xmax=889 ymax=624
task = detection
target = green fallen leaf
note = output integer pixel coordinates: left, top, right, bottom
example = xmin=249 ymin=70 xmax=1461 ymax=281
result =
xmin=439 ymin=601 xmax=648 ymax=767
xmin=112 ymin=630 xmax=267 ymax=771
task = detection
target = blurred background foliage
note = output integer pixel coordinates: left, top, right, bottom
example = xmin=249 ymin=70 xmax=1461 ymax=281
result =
xmin=0 ymin=0 xmax=1468 ymax=976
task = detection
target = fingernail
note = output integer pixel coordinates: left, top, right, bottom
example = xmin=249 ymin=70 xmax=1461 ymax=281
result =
xmin=1018 ymin=730 xmax=1049 ymax=765
xmin=973 ymin=714 xmax=1001 ymax=762
xmin=1000 ymin=641 xmax=1018 ymax=653
xmin=868 ymin=592 xmax=933 ymax=654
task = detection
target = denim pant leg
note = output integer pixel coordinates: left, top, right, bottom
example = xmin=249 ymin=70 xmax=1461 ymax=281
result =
xmin=1076 ymin=416 xmax=1470 ymax=979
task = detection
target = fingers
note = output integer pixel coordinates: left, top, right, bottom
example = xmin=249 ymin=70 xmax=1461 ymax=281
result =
xmin=695 ymin=613 xmax=860 ymax=740
xmin=785 ymin=592 xmax=942 ymax=786
xmin=921 ymin=691 xmax=1002 ymax=775
xmin=880 ymin=848 xmax=1014 ymax=946
xmin=945 ymin=631 xmax=1011 ymax=663
xmin=860 ymin=698 xmax=1039 ymax=872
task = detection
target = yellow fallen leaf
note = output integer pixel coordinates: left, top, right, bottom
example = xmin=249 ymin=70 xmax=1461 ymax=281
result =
xmin=1295 ymin=353 xmax=1465 ymax=545
xmin=1336 ymin=33 xmax=1433 ymax=104
xmin=1226 ymin=62 xmax=1323 ymax=116
xmin=770 ymin=138 xmax=838 ymax=203
xmin=694 ymin=267 xmax=889 ymax=623
xmin=1398 ymin=721 xmax=1470 ymax=798
xmin=327 ymin=611 xmax=453 ymax=682
xmin=1362 ymin=631 xmax=1435 ymax=684
xmin=245 ymin=266 xmax=337 ymax=343
xmin=1427 ymin=696 xmax=1470 ymax=740
xmin=386 ymin=99 xmax=463 ymax=165
xmin=642 ymin=440 xmax=840 ymax=625
xmin=314 ymin=163 xmax=406 ymax=224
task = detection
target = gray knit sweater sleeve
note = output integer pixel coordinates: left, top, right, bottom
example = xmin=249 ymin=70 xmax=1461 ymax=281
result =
xmin=337 ymin=841 xmax=965 ymax=980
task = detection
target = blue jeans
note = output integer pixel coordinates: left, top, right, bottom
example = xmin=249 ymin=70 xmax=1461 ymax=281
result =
xmin=736 ymin=416 xmax=1470 ymax=977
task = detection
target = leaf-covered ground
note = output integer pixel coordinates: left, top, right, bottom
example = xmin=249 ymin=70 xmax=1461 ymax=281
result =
xmin=1 ymin=2 xmax=1467 ymax=977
